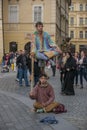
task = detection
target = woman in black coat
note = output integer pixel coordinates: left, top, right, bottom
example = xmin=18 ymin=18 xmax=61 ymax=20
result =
xmin=62 ymin=52 xmax=76 ymax=95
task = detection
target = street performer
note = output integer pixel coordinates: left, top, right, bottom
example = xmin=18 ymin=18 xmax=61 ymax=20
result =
xmin=31 ymin=21 xmax=62 ymax=74
xmin=29 ymin=74 xmax=58 ymax=113
xmin=31 ymin=21 xmax=62 ymax=60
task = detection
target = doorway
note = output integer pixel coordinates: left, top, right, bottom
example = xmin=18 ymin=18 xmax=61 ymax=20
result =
xmin=9 ymin=42 xmax=18 ymax=52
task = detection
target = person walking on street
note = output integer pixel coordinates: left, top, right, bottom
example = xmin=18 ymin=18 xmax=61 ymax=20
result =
xmin=16 ymin=50 xmax=29 ymax=87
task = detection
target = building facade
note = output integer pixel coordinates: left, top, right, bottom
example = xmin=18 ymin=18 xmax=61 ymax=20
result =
xmin=0 ymin=0 xmax=3 ymax=60
xmin=56 ymin=0 xmax=71 ymax=45
xmin=2 ymin=0 xmax=71 ymax=55
xmin=69 ymin=0 xmax=87 ymax=52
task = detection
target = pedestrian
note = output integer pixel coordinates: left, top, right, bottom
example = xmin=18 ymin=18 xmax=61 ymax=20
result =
xmin=16 ymin=50 xmax=29 ymax=87
xmin=50 ymin=57 xmax=56 ymax=76
xmin=62 ymin=52 xmax=76 ymax=95
xmin=13 ymin=55 xmax=17 ymax=72
xmin=74 ymin=52 xmax=79 ymax=87
xmin=78 ymin=51 xmax=87 ymax=88
xmin=59 ymin=52 xmax=67 ymax=93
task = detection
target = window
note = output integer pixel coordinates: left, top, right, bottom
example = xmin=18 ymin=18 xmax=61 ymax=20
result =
xmin=85 ymin=18 xmax=87 ymax=25
xmin=8 ymin=5 xmax=19 ymax=23
xmin=70 ymin=17 xmax=74 ymax=25
xmin=70 ymin=31 xmax=74 ymax=38
xmin=79 ymin=31 xmax=83 ymax=38
xmin=70 ymin=3 xmax=74 ymax=11
xmin=79 ymin=18 xmax=83 ymax=25
xmin=85 ymin=31 xmax=87 ymax=38
xmin=33 ymin=5 xmax=43 ymax=23
xmin=79 ymin=4 xmax=83 ymax=11
xmin=85 ymin=4 xmax=87 ymax=11
xmin=79 ymin=45 xmax=87 ymax=52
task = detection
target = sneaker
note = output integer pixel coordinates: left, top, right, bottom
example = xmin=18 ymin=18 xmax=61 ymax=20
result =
xmin=16 ymin=78 xmax=19 ymax=82
xmin=36 ymin=108 xmax=44 ymax=113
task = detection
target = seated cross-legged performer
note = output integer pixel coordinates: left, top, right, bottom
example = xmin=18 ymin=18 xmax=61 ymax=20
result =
xmin=29 ymin=74 xmax=58 ymax=113
xmin=31 ymin=21 xmax=62 ymax=75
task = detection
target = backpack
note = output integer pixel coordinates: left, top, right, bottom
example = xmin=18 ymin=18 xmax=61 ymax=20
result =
xmin=53 ymin=103 xmax=67 ymax=114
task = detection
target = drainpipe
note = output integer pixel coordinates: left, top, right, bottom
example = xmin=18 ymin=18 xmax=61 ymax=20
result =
xmin=2 ymin=0 xmax=5 ymax=54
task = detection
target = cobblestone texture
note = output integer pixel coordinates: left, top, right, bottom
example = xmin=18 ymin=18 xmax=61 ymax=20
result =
xmin=0 ymin=67 xmax=87 ymax=130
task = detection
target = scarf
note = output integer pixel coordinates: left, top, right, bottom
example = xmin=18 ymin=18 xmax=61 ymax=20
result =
xmin=39 ymin=81 xmax=48 ymax=88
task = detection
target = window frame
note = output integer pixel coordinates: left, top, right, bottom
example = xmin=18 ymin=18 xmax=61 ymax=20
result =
xmin=8 ymin=5 xmax=19 ymax=23
xmin=79 ymin=31 xmax=83 ymax=38
xmin=85 ymin=18 xmax=87 ymax=25
xmin=79 ymin=4 xmax=83 ymax=11
xmin=32 ymin=5 xmax=43 ymax=23
xmin=85 ymin=4 xmax=87 ymax=11
xmin=79 ymin=17 xmax=83 ymax=25
xmin=70 ymin=17 xmax=74 ymax=25
xmin=85 ymin=31 xmax=87 ymax=38
xmin=70 ymin=3 xmax=74 ymax=11
xmin=70 ymin=30 xmax=74 ymax=38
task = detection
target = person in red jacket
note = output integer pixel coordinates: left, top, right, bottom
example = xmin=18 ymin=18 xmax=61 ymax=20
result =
xmin=29 ymin=74 xmax=58 ymax=113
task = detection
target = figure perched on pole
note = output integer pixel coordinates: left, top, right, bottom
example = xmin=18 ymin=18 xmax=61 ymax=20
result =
xmin=31 ymin=21 xmax=62 ymax=74
xmin=25 ymin=22 xmax=62 ymax=90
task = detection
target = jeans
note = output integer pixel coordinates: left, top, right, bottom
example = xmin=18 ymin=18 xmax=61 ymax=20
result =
xmin=83 ymin=68 xmax=87 ymax=81
xmin=79 ymin=68 xmax=83 ymax=86
xmin=19 ymin=67 xmax=29 ymax=86
xmin=74 ymin=70 xmax=78 ymax=85
xmin=51 ymin=66 xmax=56 ymax=76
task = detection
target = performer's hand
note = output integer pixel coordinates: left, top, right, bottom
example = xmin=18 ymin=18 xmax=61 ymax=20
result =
xmin=29 ymin=91 xmax=35 ymax=99
xmin=29 ymin=91 xmax=34 ymax=96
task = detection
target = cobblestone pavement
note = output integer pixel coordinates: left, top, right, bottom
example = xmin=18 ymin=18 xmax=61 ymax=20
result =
xmin=0 ymin=68 xmax=87 ymax=130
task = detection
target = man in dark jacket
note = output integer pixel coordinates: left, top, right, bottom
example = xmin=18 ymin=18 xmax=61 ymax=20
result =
xmin=16 ymin=50 xmax=29 ymax=87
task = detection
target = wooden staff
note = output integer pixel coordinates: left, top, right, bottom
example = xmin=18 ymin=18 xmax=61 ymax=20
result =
xmin=26 ymin=33 xmax=35 ymax=91
xmin=30 ymin=34 xmax=35 ymax=91
xmin=30 ymin=56 xmax=34 ymax=91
